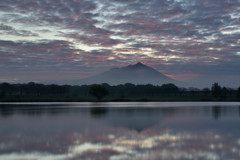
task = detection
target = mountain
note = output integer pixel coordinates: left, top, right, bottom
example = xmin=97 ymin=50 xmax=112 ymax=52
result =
xmin=78 ymin=62 xmax=177 ymax=85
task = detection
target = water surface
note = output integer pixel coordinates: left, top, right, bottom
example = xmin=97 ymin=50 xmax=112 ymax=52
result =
xmin=0 ymin=102 xmax=240 ymax=160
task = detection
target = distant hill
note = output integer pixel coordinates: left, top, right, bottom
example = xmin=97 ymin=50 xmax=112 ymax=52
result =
xmin=78 ymin=62 xmax=177 ymax=85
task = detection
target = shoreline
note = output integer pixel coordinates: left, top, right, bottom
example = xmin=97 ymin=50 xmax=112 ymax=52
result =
xmin=1 ymin=99 xmax=239 ymax=103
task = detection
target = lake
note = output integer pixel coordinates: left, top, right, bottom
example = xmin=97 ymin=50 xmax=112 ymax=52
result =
xmin=0 ymin=102 xmax=240 ymax=160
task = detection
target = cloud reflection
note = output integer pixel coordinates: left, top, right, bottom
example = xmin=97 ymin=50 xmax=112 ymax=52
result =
xmin=0 ymin=130 xmax=239 ymax=160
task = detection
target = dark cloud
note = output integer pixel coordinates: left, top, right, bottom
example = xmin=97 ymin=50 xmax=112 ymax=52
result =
xmin=0 ymin=40 xmax=80 ymax=70
xmin=0 ymin=39 xmax=123 ymax=82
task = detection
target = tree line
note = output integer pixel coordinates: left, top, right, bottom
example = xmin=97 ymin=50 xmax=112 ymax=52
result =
xmin=0 ymin=82 xmax=239 ymax=101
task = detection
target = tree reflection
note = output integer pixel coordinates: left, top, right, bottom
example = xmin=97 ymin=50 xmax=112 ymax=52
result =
xmin=0 ymin=105 xmax=14 ymax=117
xmin=239 ymin=106 xmax=240 ymax=117
xmin=90 ymin=107 xmax=108 ymax=118
xmin=0 ymin=104 xmax=74 ymax=117
xmin=212 ymin=106 xmax=221 ymax=119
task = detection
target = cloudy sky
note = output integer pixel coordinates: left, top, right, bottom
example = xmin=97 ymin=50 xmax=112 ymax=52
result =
xmin=0 ymin=0 xmax=239 ymax=87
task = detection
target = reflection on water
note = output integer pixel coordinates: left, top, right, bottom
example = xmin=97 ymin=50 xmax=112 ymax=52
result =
xmin=0 ymin=102 xmax=240 ymax=160
xmin=90 ymin=107 xmax=109 ymax=118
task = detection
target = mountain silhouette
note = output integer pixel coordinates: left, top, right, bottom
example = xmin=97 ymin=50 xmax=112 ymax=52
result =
xmin=78 ymin=62 xmax=177 ymax=85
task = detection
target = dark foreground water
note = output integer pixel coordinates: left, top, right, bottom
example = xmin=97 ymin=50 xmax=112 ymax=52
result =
xmin=0 ymin=102 xmax=240 ymax=160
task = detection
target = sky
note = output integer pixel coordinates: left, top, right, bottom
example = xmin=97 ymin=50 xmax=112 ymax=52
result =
xmin=0 ymin=0 xmax=239 ymax=87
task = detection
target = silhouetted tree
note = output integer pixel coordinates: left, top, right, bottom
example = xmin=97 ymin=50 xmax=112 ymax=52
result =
xmin=0 ymin=90 xmax=6 ymax=98
xmin=211 ymin=83 xmax=222 ymax=98
xmin=221 ymin=87 xmax=227 ymax=99
xmin=48 ymin=84 xmax=67 ymax=95
xmin=1 ymin=82 xmax=239 ymax=101
xmin=0 ymin=83 xmax=11 ymax=96
xmin=160 ymin=83 xmax=179 ymax=94
xmin=202 ymin=88 xmax=210 ymax=96
xmin=101 ymin=83 xmax=110 ymax=88
xmin=179 ymin=87 xmax=187 ymax=96
xmin=89 ymin=84 xmax=109 ymax=101
xmin=237 ymin=87 xmax=240 ymax=99
xmin=188 ymin=87 xmax=200 ymax=96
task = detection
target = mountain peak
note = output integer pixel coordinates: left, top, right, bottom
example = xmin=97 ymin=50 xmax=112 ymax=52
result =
xmin=135 ymin=62 xmax=145 ymax=66
xmin=127 ymin=62 xmax=148 ymax=69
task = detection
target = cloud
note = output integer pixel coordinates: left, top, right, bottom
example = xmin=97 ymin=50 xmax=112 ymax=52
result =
xmin=0 ymin=0 xmax=239 ymax=85
xmin=65 ymin=33 xmax=123 ymax=47
xmin=0 ymin=39 xmax=127 ymax=83
xmin=0 ymin=24 xmax=39 ymax=37
xmin=0 ymin=40 xmax=89 ymax=72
